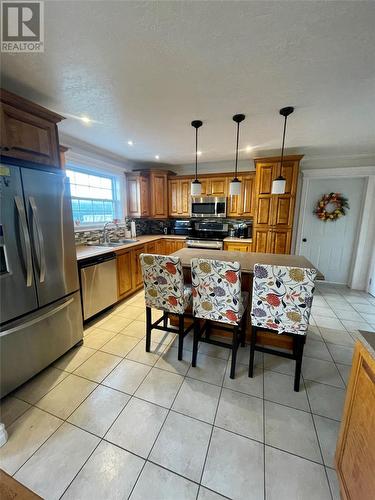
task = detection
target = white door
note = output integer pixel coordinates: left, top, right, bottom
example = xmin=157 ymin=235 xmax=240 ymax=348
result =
xmin=298 ymin=177 xmax=365 ymax=284
xmin=368 ymin=251 xmax=375 ymax=297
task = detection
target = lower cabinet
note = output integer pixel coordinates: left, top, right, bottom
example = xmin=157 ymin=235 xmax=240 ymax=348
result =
xmin=117 ymin=250 xmax=133 ymax=298
xmin=131 ymin=245 xmax=146 ymax=289
xmin=252 ymin=227 xmax=292 ymax=254
xmin=164 ymin=239 xmax=186 ymax=254
xmin=224 ymin=242 xmax=252 ymax=252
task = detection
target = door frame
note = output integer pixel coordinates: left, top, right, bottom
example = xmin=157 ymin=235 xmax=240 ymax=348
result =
xmin=295 ymin=166 xmax=375 ymax=289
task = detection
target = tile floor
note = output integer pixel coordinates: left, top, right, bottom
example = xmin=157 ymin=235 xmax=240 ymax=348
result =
xmin=1 ymin=282 xmax=375 ymax=499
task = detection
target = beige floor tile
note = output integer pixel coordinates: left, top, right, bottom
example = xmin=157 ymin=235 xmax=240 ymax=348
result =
xmin=103 ymin=359 xmax=151 ymax=394
xmin=100 ymin=334 xmax=140 ymax=357
xmin=126 ymin=339 xmax=166 ymax=366
xmin=313 ymin=414 xmax=340 ymax=468
xmin=106 ymin=397 xmax=168 ymax=458
xmin=198 ymin=487 xmax=227 ymax=499
xmin=305 ymin=381 xmax=345 ymax=421
xmin=0 ymin=396 xmax=30 ymax=428
xmin=130 ymin=462 xmax=198 ymax=500
xmin=98 ymin=315 xmax=133 ymax=332
xmin=115 ymin=305 xmax=145 ymax=320
xmin=172 ymin=378 xmax=220 ymax=424
xmin=187 ymin=353 xmax=227 ymax=386
xmin=68 ymin=385 xmax=129 ymax=437
xmin=135 ymin=367 xmax=184 ymax=408
xmin=302 ymin=357 xmax=344 ymax=388
xmin=264 ymin=370 xmax=309 ymax=411
xmin=14 ymin=367 xmax=68 ymax=404
xmin=14 ymin=422 xmax=99 ymax=500
xmin=326 ymin=468 xmax=341 ymax=500
xmin=155 ymin=345 xmax=191 ymax=375
xmin=62 ymin=441 xmax=144 ymax=500
xmin=53 ymin=345 xmax=96 ymax=373
xmin=83 ymin=327 xmax=117 ymax=349
xmin=74 ymin=351 xmax=122 ymax=382
xmin=0 ymin=407 xmax=62 ymax=475
xmin=223 ymin=363 xmax=264 ymax=398
xmin=121 ymin=320 xmax=146 ymax=338
xmin=36 ymin=374 xmax=97 ymax=419
xmin=319 ymin=328 xmax=355 ymax=346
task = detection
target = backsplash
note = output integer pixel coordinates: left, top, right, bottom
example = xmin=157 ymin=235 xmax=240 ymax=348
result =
xmin=74 ymin=217 xmax=252 ymax=245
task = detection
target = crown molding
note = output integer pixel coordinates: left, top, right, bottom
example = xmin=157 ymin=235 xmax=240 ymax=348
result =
xmin=302 ymin=166 xmax=375 ymax=178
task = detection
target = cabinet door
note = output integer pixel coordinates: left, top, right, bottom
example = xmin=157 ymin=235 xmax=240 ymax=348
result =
xmin=131 ymin=245 xmax=146 ymax=288
xmin=155 ymin=239 xmax=165 ymax=255
xmin=151 ymin=173 xmax=168 ymax=218
xmin=210 ymin=177 xmax=227 ymax=196
xmin=278 ymin=160 xmax=298 ymax=195
xmin=256 ymin=163 xmax=275 ymax=195
xmin=146 ymin=241 xmax=157 ymax=254
xmin=269 ymin=229 xmax=292 ymax=254
xmin=272 ymin=196 xmax=294 ymax=226
xmin=199 ymin=178 xmax=210 ymax=196
xmin=252 ymin=227 xmax=272 ymax=253
xmin=255 ymin=196 xmax=273 ymax=226
xmin=1 ymin=104 xmax=60 ymax=167
xmin=224 ymin=243 xmax=250 ymax=252
xmin=240 ymin=175 xmax=255 ymax=216
xmin=168 ymin=179 xmax=180 ymax=216
xmin=117 ymin=251 xmax=133 ymax=297
xmin=140 ymin=177 xmax=150 ymax=216
xmin=180 ymin=179 xmax=191 ymax=216
xmin=127 ymin=177 xmax=140 ymax=217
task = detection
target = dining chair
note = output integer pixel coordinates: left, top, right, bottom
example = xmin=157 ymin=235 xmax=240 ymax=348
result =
xmin=249 ymin=263 xmax=317 ymax=391
xmin=140 ymin=254 xmax=193 ymax=360
xmin=191 ymin=258 xmax=248 ymax=379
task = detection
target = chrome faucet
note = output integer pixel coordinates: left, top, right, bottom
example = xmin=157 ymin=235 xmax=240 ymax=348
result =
xmin=102 ymin=221 xmax=119 ymax=244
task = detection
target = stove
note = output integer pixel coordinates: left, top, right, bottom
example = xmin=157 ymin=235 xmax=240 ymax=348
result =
xmin=186 ymin=220 xmax=229 ymax=250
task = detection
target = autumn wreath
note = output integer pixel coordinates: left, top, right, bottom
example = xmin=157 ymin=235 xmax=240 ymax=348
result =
xmin=314 ymin=192 xmax=349 ymax=221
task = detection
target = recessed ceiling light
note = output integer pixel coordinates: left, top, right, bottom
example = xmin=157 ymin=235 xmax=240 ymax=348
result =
xmin=155 ymin=155 xmax=160 ymax=160
xmin=80 ymin=116 xmax=92 ymax=125
xmin=197 ymin=151 xmax=202 ymax=156
xmin=246 ymin=145 xmax=252 ymax=152
xmin=127 ymin=140 xmax=134 ymax=146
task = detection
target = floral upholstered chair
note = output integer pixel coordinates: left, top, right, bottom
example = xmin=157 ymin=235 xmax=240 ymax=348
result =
xmin=140 ymin=254 xmax=193 ymax=360
xmin=191 ymin=258 xmax=248 ymax=379
xmin=249 ymin=263 xmax=317 ymax=391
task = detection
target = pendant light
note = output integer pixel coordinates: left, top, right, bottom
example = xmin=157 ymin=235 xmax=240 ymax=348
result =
xmin=271 ymin=106 xmax=294 ymax=195
xmin=229 ymin=114 xmax=245 ymax=196
xmin=191 ymin=120 xmax=203 ymax=196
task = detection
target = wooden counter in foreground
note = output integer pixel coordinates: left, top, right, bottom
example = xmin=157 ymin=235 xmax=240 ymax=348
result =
xmin=335 ymin=332 xmax=375 ymax=500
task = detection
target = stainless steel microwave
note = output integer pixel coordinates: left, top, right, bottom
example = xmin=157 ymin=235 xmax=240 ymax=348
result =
xmin=191 ymin=196 xmax=227 ymax=218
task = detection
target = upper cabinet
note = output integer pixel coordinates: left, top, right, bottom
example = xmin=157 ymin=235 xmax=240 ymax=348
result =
xmin=127 ymin=170 xmax=168 ymax=218
xmin=0 ymin=89 xmax=64 ymax=168
xmin=169 ymin=177 xmax=192 ymax=217
xmin=227 ymin=173 xmax=255 ymax=217
xmin=252 ymin=155 xmax=302 ymax=254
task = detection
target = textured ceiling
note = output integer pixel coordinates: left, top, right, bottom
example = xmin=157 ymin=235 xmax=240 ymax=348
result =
xmin=2 ymin=1 xmax=375 ymax=165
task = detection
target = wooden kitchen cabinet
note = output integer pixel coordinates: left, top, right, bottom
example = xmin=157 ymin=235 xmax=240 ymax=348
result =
xmin=336 ymin=338 xmax=375 ymax=500
xmin=168 ymin=177 xmax=192 ymax=217
xmin=117 ymin=250 xmax=133 ymax=298
xmin=127 ymin=170 xmax=168 ymax=218
xmin=145 ymin=241 xmax=158 ymax=254
xmin=164 ymin=239 xmax=186 ymax=254
xmin=0 ymin=89 xmax=64 ymax=168
xmin=154 ymin=239 xmax=166 ymax=255
xmin=224 ymin=242 xmax=252 ymax=252
xmin=131 ymin=245 xmax=146 ymax=289
xmin=227 ymin=173 xmax=255 ymax=217
xmin=252 ymin=155 xmax=302 ymax=254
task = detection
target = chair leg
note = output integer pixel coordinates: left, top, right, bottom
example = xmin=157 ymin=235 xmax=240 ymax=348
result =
xmin=230 ymin=326 xmax=239 ymax=379
xmin=192 ymin=318 xmax=199 ymax=367
xmin=163 ymin=311 xmax=168 ymax=329
xmin=248 ymin=325 xmax=257 ymax=378
xmin=294 ymin=335 xmax=305 ymax=392
xmin=178 ymin=314 xmax=184 ymax=361
xmin=145 ymin=307 xmax=152 ymax=352
xmin=240 ymin=312 xmax=247 ymax=347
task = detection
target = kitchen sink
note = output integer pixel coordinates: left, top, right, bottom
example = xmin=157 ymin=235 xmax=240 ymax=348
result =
xmin=86 ymin=239 xmax=139 ymax=247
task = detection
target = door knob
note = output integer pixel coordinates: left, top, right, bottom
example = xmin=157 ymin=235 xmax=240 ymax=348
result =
xmin=302 ymin=238 xmax=307 ymax=242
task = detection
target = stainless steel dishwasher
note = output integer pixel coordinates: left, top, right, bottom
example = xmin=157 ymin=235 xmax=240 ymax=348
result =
xmin=80 ymin=253 xmax=118 ymax=320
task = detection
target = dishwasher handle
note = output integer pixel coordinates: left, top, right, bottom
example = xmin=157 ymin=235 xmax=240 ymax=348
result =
xmin=79 ymin=252 xmax=116 ymax=269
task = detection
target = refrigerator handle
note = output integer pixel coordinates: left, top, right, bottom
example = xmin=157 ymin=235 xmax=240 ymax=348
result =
xmin=29 ymin=196 xmax=46 ymax=283
xmin=14 ymin=196 xmax=33 ymax=287
xmin=0 ymin=297 xmax=74 ymax=337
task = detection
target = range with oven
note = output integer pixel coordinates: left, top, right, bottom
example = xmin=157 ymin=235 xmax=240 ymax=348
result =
xmin=186 ymin=220 xmax=230 ymax=250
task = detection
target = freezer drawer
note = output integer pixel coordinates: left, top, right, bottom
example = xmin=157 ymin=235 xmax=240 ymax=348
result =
xmin=0 ymin=291 xmax=83 ymax=398
xmin=80 ymin=255 xmax=118 ymax=320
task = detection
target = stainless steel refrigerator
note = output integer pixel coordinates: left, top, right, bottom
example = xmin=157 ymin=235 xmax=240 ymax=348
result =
xmin=0 ymin=163 xmax=83 ymax=397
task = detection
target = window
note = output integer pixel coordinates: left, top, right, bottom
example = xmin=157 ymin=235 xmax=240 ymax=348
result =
xmin=66 ymin=167 xmax=122 ymax=226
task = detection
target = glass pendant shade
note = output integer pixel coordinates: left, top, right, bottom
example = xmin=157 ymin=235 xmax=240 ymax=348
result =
xmin=271 ymin=176 xmax=286 ymax=194
xmin=191 ymin=179 xmax=202 ymax=196
xmin=229 ymin=178 xmax=241 ymax=196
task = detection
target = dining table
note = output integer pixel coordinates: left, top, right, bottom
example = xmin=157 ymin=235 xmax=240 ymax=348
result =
xmin=170 ymin=248 xmax=324 ymax=347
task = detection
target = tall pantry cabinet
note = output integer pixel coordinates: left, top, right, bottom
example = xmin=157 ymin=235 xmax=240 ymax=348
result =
xmin=252 ymin=155 xmax=302 ymax=254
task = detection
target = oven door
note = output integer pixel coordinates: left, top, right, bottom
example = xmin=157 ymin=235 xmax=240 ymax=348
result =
xmin=191 ymin=197 xmax=227 ymax=218
xmin=186 ymin=239 xmax=223 ymax=250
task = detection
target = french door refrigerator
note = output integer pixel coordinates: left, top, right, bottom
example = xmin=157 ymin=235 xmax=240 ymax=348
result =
xmin=0 ymin=163 xmax=83 ymax=397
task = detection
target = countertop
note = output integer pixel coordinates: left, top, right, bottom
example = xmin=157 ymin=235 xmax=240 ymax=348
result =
xmin=76 ymin=234 xmax=253 ymax=261
xmin=171 ymin=247 xmax=324 ymax=279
